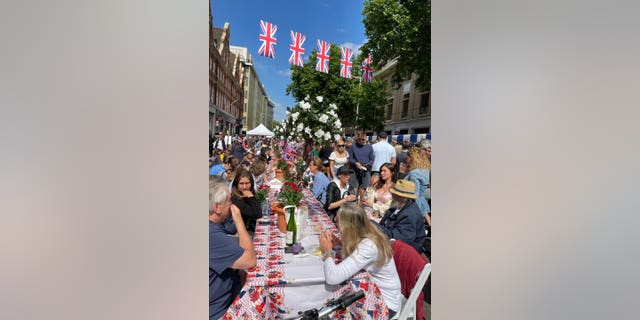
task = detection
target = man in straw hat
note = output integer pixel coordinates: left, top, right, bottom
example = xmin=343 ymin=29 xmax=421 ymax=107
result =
xmin=377 ymin=179 xmax=426 ymax=253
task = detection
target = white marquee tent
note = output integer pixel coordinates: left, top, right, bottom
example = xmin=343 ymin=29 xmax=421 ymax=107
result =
xmin=246 ymin=124 xmax=274 ymax=137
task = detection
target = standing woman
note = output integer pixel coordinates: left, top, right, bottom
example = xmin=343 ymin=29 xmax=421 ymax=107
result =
xmin=361 ymin=163 xmax=396 ymax=223
xmin=231 ymin=169 xmax=262 ymax=234
xmin=328 ymin=138 xmax=350 ymax=181
xmin=319 ymin=203 xmax=402 ymax=318
xmin=404 ymin=148 xmax=431 ymax=223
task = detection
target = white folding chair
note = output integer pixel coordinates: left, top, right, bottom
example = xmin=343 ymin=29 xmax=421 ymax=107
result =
xmin=391 ymin=263 xmax=431 ymax=320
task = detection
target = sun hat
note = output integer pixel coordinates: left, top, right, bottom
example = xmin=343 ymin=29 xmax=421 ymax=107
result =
xmin=389 ymin=180 xmax=418 ymax=200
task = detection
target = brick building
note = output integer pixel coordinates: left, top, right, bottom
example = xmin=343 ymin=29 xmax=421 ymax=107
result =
xmin=210 ymin=19 xmax=244 ymax=137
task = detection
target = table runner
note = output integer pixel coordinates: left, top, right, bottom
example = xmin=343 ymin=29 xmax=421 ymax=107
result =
xmin=223 ymin=188 xmax=389 ymax=319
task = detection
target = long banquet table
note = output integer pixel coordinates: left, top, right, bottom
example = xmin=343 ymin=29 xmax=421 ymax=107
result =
xmin=223 ymin=188 xmax=390 ymax=319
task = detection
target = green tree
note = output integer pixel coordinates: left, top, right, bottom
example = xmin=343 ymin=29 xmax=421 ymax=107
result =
xmin=286 ymin=44 xmax=387 ymax=133
xmin=361 ymin=0 xmax=430 ymax=90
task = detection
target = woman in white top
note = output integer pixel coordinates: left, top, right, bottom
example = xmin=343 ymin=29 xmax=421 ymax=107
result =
xmin=328 ymin=138 xmax=350 ymax=181
xmin=319 ymin=202 xmax=402 ymax=317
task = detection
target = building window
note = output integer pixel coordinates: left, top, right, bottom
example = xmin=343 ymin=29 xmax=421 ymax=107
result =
xmin=419 ymin=91 xmax=430 ymax=114
xmin=386 ymin=98 xmax=393 ymax=120
xmin=401 ymin=93 xmax=409 ymax=118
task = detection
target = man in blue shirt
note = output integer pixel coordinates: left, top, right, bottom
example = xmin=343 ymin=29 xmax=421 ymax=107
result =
xmin=209 ymin=182 xmax=256 ymax=319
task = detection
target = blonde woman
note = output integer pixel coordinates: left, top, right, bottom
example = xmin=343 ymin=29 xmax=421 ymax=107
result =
xmin=319 ymin=202 xmax=401 ymax=318
xmin=328 ymin=138 xmax=350 ymax=181
xmin=405 ymin=148 xmax=430 ymax=223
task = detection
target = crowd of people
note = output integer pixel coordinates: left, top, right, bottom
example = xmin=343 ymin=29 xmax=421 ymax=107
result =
xmin=208 ymin=129 xmax=431 ymax=319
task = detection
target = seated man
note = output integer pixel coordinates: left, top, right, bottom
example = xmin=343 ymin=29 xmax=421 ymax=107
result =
xmin=376 ymin=180 xmax=425 ymax=253
xmin=209 ymin=182 xmax=256 ymax=319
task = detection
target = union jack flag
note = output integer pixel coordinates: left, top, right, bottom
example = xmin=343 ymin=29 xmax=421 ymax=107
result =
xmin=340 ymin=47 xmax=354 ymax=78
xmin=361 ymin=55 xmax=373 ymax=83
xmin=315 ymin=40 xmax=330 ymax=73
xmin=288 ymin=31 xmax=306 ymax=67
xmin=258 ymin=20 xmax=277 ymax=59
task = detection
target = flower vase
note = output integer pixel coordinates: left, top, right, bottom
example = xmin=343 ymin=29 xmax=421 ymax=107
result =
xmin=277 ymin=210 xmax=287 ymax=233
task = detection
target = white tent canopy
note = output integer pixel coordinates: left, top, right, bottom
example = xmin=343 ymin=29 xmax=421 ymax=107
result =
xmin=246 ymin=124 xmax=274 ymax=137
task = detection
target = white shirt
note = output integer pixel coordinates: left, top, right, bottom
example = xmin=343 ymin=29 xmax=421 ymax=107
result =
xmin=323 ymin=238 xmax=402 ymax=312
xmin=372 ymin=140 xmax=397 ymax=172
xmin=329 ymin=151 xmax=349 ymax=170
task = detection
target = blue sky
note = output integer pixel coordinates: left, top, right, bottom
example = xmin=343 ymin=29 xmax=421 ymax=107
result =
xmin=211 ymin=0 xmax=367 ymax=122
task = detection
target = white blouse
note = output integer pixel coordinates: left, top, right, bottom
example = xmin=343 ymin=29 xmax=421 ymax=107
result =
xmin=329 ymin=151 xmax=349 ymax=170
xmin=323 ymin=238 xmax=402 ymax=312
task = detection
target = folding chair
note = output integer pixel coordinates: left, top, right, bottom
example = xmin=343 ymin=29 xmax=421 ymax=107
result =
xmin=391 ymin=239 xmax=431 ymax=320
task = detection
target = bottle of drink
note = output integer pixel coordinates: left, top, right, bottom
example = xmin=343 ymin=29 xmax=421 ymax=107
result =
xmin=286 ymin=207 xmax=297 ymax=246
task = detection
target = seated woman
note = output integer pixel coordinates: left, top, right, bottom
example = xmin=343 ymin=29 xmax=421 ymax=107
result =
xmin=324 ymin=166 xmax=357 ymax=220
xmin=361 ymin=163 xmax=396 ymax=223
xmin=319 ymin=202 xmax=402 ymax=318
xmin=309 ymin=157 xmax=331 ymax=205
xmin=404 ymin=148 xmax=431 ymax=224
xmin=230 ymin=169 xmax=262 ymax=234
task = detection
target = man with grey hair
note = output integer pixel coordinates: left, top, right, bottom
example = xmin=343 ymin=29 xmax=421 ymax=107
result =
xmin=209 ymin=182 xmax=256 ymax=319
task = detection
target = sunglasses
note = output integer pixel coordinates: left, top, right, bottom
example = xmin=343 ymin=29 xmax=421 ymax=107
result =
xmin=337 ymin=145 xmax=345 ymax=147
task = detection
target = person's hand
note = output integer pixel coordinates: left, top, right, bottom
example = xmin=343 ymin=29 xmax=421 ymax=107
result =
xmin=355 ymin=162 xmax=362 ymax=170
xmin=230 ymin=204 xmax=242 ymax=221
xmin=319 ymin=231 xmax=333 ymax=252
xmin=242 ymin=190 xmax=254 ymax=198
xmin=345 ymin=194 xmax=357 ymax=202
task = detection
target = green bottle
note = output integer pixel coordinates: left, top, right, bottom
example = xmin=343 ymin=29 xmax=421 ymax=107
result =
xmin=286 ymin=207 xmax=297 ymax=246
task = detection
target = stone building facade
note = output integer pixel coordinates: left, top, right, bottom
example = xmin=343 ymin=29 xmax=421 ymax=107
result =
xmin=210 ymin=21 xmax=243 ymax=137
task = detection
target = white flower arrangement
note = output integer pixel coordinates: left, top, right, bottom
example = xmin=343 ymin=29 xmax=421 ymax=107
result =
xmin=275 ymin=95 xmax=342 ymax=145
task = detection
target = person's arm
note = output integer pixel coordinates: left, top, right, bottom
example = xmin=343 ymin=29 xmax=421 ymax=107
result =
xmin=382 ymin=212 xmax=418 ymax=245
xmin=328 ymin=159 xmax=335 ymax=180
xmin=321 ymin=238 xmax=377 ymax=285
xmin=348 ymin=147 xmax=357 ymax=167
xmin=232 ymin=196 xmax=261 ymax=219
xmin=311 ymin=173 xmax=323 ymax=198
xmin=366 ymin=146 xmax=375 ymax=167
xmin=324 ymin=183 xmax=337 ymax=213
xmin=328 ymin=153 xmax=336 ymax=180
xmin=230 ymin=204 xmax=256 ymax=269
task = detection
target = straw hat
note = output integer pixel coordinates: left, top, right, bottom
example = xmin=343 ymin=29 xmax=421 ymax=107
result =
xmin=389 ymin=180 xmax=418 ymax=200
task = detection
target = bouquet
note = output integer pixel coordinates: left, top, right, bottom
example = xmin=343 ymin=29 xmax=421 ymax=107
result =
xmin=255 ymin=183 xmax=270 ymax=204
xmin=278 ymin=181 xmax=304 ymax=207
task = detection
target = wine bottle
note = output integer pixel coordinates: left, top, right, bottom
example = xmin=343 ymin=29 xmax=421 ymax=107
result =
xmin=285 ymin=207 xmax=297 ymax=246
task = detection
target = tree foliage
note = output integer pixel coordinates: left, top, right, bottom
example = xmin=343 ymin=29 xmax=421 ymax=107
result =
xmin=361 ymin=0 xmax=430 ymax=90
xmin=285 ymin=44 xmax=388 ymax=133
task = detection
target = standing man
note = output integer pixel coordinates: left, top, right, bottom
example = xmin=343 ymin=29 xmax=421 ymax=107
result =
xmin=371 ymin=131 xmax=397 ymax=175
xmin=214 ymin=132 xmax=227 ymax=151
xmin=348 ymin=131 xmax=375 ymax=200
xmin=209 ymin=182 xmax=256 ymax=319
